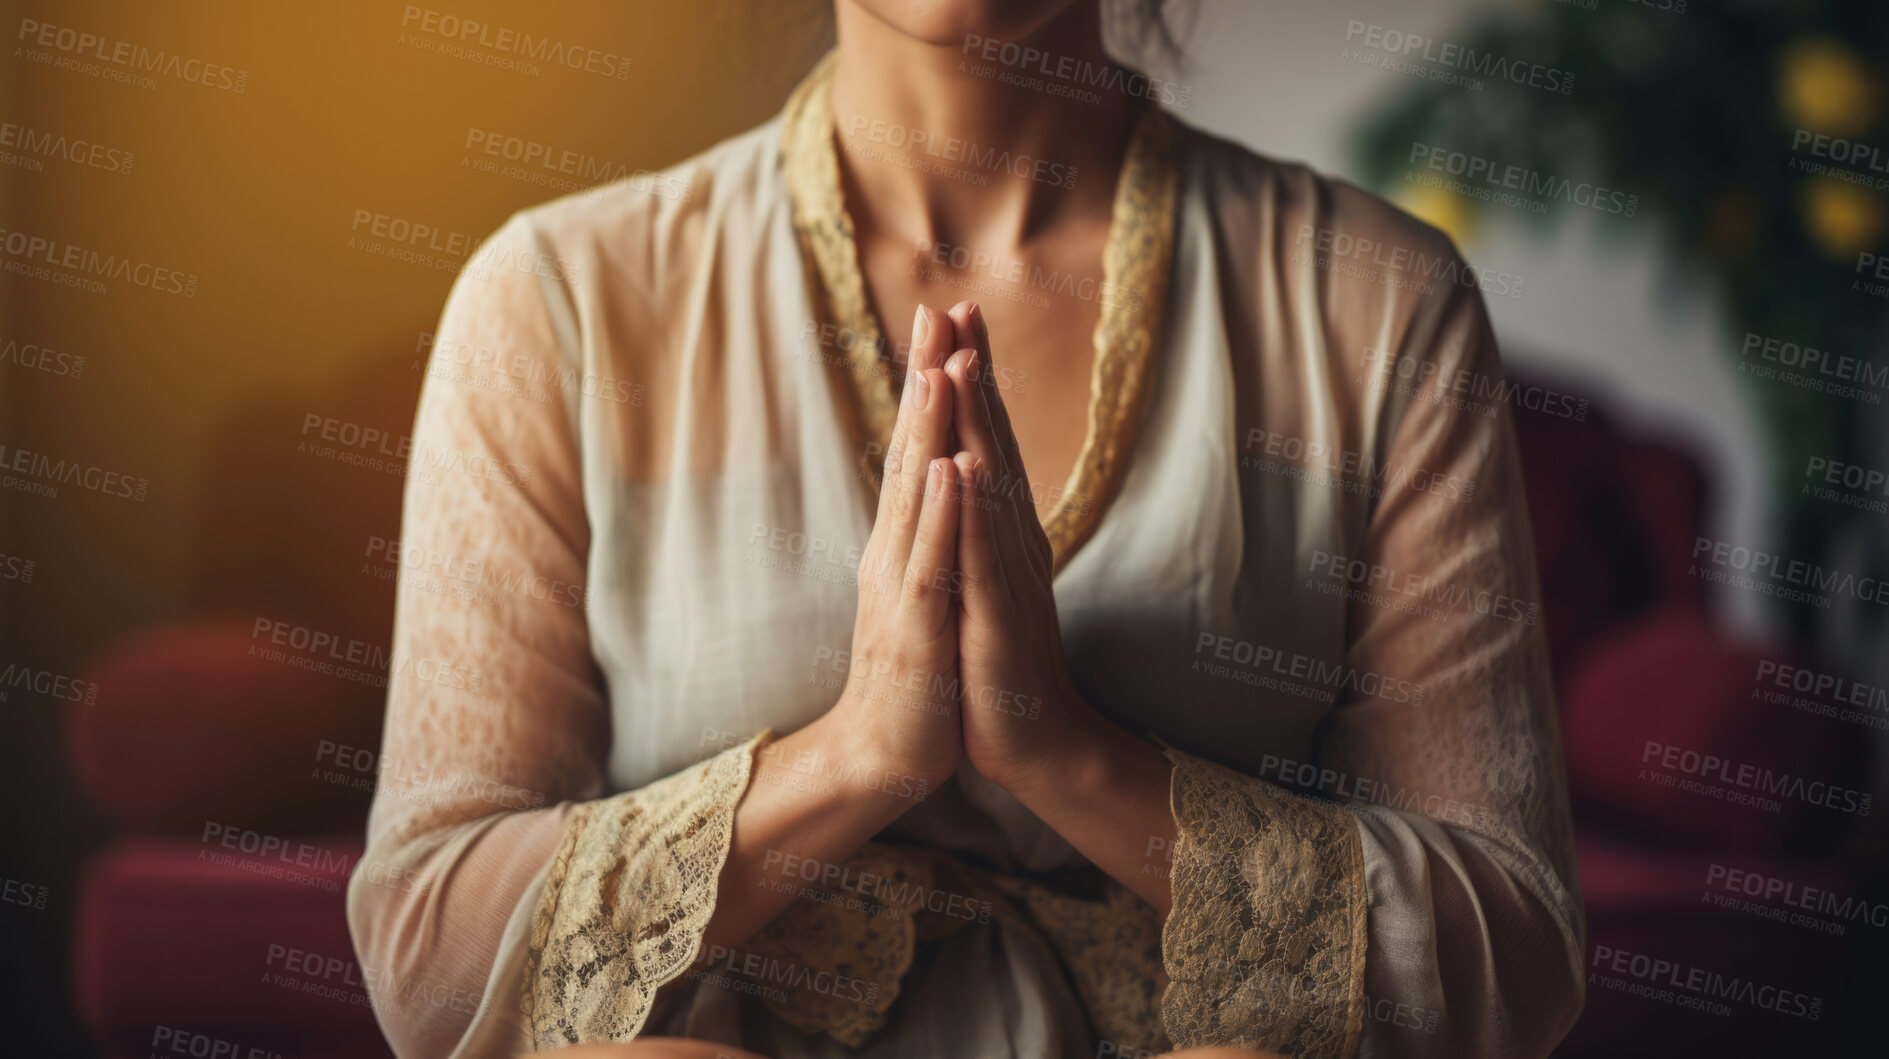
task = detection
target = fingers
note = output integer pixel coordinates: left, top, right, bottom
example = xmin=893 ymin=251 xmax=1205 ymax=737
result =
xmin=903 ymin=457 xmax=961 ymax=638
xmin=946 ymin=301 xmax=1028 ymax=479
xmin=878 ymin=304 xmax=953 ymax=527
xmin=953 ymin=450 xmax=1003 ymax=623
xmin=943 ymin=346 xmax=1004 ymax=481
xmin=883 ymin=368 xmax=954 ymax=573
xmin=943 ymin=303 xmax=1050 ymax=579
xmin=906 ymin=303 xmax=954 ymax=378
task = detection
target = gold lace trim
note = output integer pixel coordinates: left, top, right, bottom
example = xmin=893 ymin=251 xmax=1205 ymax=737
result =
xmin=523 ymin=731 xmax=770 ymax=1047
xmin=781 ymin=51 xmax=1178 ymax=573
xmin=738 ymin=839 xmax=1173 ymax=1053
xmin=1161 ymin=746 xmax=1370 ymax=1059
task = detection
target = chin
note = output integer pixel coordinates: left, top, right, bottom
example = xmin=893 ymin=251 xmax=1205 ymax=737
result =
xmin=846 ymin=0 xmax=1087 ymax=46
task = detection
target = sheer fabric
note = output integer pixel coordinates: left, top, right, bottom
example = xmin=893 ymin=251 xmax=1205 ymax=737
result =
xmin=347 ymin=54 xmax=1583 ymax=1059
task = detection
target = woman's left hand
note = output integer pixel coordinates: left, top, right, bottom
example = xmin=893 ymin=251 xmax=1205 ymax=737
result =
xmin=938 ymin=302 xmax=1088 ymax=795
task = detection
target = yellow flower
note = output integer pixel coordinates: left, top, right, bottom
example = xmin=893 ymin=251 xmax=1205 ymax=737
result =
xmin=1396 ymin=182 xmax=1477 ymax=247
xmin=1803 ymin=177 xmax=1884 ymax=259
xmin=1779 ymin=38 xmax=1879 ymax=136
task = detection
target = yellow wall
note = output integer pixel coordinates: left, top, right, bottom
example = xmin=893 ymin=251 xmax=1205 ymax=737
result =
xmin=0 ymin=4 xmax=829 ymax=1047
xmin=6 ymin=0 xmax=832 ymax=669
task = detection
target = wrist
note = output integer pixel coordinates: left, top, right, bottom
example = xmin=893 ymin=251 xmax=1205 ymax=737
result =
xmin=820 ymin=691 xmax=961 ymax=791
xmin=992 ymin=686 xmax=1108 ymax=803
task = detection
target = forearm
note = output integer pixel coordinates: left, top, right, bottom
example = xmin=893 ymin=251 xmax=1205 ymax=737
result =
xmin=701 ymin=711 xmax=932 ymax=953
xmin=349 ymin=806 xmax=570 ymax=1056
xmin=1006 ymin=697 xmax=1177 ymax=915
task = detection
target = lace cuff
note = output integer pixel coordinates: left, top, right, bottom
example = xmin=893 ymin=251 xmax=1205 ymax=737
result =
xmin=523 ymin=731 xmax=771 ymax=1048
xmin=1161 ymin=746 xmax=1369 ymax=1059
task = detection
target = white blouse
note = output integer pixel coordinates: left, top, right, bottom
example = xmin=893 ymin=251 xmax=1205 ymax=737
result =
xmin=348 ymin=54 xmax=1584 ymax=1059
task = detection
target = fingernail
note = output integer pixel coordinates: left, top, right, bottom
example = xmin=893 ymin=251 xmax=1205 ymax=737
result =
xmin=915 ymin=369 xmax=931 ymax=409
xmin=912 ymin=304 xmax=929 ymax=345
xmin=927 ymin=458 xmax=942 ymax=489
xmin=968 ymin=302 xmax=987 ymax=342
xmin=965 ymin=349 xmax=980 ymax=383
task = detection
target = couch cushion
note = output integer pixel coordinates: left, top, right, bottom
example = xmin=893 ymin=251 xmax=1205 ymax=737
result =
xmin=75 ymin=837 xmax=392 ymax=1057
xmin=1560 ymin=609 xmax=1863 ymax=854
xmin=69 ymin=622 xmax=382 ymax=834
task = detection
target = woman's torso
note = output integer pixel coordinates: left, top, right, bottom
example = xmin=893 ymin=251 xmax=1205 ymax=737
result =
xmin=505 ymin=103 xmax=1455 ymax=865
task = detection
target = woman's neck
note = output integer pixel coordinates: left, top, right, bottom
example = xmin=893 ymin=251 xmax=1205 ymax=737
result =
xmin=829 ymin=1 xmax=1136 ymax=252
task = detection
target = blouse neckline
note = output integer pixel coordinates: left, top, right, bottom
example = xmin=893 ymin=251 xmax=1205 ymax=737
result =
xmin=780 ymin=51 xmax=1179 ymax=574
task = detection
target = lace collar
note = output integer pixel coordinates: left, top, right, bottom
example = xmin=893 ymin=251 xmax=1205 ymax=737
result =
xmin=780 ymin=51 xmax=1179 ymax=572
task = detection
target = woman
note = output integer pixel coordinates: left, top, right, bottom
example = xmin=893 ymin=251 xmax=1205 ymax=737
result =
xmin=347 ymin=1 xmax=1585 ymax=1057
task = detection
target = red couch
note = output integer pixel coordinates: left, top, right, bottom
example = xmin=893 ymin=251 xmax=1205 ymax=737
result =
xmin=66 ymin=370 xmax=1867 ymax=1056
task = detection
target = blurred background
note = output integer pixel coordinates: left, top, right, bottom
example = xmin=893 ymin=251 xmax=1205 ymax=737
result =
xmin=2 ymin=0 xmax=1885 ymax=1054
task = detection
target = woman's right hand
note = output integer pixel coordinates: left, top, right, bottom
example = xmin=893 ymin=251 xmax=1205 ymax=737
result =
xmin=828 ymin=305 xmax=966 ymax=788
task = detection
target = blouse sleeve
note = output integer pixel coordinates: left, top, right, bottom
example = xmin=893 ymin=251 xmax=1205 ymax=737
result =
xmin=344 ymin=214 xmax=766 ymax=1057
xmin=1160 ymin=269 xmax=1585 ymax=1058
